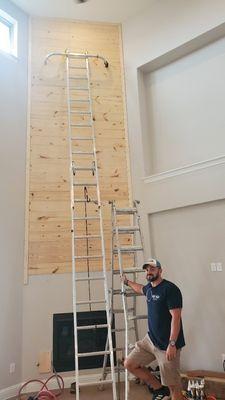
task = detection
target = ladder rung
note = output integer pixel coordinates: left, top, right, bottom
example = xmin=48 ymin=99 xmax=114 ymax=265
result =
xmin=70 ymin=76 xmax=88 ymax=80
xmin=115 ymin=207 xmax=137 ymax=214
xmin=113 ymin=308 xmax=134 ymax=314
xmin=78 ymin=350 xmax=110 ymax=357
xmin=79 ymin=379 xmax=113 ymax=387
xmin=70 ymin=111 xmax=91 ymax=115
xmin=73 ymin=167 xmax=96 ymax=171
xmin=70 ymin=99 xmax=90 ymax=103
xmin=128 ymin=315 xmax=147 ymax=321
xmin=111 ymin=327 xmax=135 ymax=333
xmin=74 ymin=199 xmax=98 ymax=203
xmin=75 ymin=276 xmax=104 ymax=282
xmin=111 ymin=289 xmax=142 ymax=297
xmin=69 ymin=66 xmax=87 ymax=70
xmin=76 ymin=299 xmax=106 ymax=305
xmin=70 ymin=87 xmax=89 ymax=91
xmin=113 ymin=267 xmax=143 ymax=275
xmin=77 ymin=323 xmax=108 ymax=330
xmin=75 ymin=235 xmax=101 ymax=239
xmin=125 ymin=292 xmax=143 ymax=298
xmin=113 ymin=246 xmax=143 ymax=253
xmin=74 ymin=255 xmax=102 ymax=259
xmin=72 ymin=151 xmax=94 ymax=155
xmin=73 ymin=182 xmax=97 ymax=186
xmin=71 ymin=137 xmax=93 ymax=141
xmin=115 ymin=226 xmax=140 ymax=233
xmin=71 ymin=123 xmax=92 ymax=127
xmin=73 ymin=216 xmax=100 ymax=221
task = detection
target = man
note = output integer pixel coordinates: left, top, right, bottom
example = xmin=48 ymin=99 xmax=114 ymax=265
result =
xmin=122 ymin=258 xmax=185 ymax=400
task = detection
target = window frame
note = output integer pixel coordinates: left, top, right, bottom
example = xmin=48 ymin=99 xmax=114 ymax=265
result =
xmin=0 ymin=9 xmax=18 ymax=58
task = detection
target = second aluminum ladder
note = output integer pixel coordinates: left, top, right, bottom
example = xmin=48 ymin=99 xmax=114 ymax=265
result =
xmin=101 ymin=201 xmax=147 ymax=400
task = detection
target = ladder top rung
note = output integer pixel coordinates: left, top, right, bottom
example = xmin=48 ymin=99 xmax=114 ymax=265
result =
xmin=73 ymin=216 xmax=100 ymax=220
xmin=115 ymin=207 xmax=137 ymax=214
xmin=113 ymin=267 xmax=143 ymax=275
xmin=114 ymin=246 xmax=143 ymax=253
xmin=73 ymin=182 xmax=97 ymax=186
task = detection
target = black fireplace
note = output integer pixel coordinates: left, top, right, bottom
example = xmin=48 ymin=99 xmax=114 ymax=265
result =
xmin=53 ymin=311 xmax=116 ymax=372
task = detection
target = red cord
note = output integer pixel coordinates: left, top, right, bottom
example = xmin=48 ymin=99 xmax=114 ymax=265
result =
xmin=18 ymin=374 xmax=64 ymax=400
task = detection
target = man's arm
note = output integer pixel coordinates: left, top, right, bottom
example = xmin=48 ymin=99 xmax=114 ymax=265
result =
xmin=166 ymin=308 xmax=182 ymax=361
xmin=121 ymin=274 xmax=144 ymax=294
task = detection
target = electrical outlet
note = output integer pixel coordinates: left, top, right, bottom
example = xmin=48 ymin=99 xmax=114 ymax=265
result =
xmin=222 ymin=354 xmax=225 ymax=371
xmin=210 ymin=263 xmax=216 ymax=272
xmin=9 ymin=362 xmax=15 ymax=374
xmin=217 ymin=262 xmax=222 ymax=272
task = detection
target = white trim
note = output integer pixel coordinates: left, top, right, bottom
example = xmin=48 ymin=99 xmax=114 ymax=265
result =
xmin=0 ymin=9 xmax=18 ymax=58
xmin=0 ymin=383 xmax=20 ymax=400
xmin=143 ymin=155 xmax=225 ymax=184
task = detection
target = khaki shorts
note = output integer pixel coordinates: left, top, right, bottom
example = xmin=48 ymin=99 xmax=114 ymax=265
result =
xmin=127 ymin=334 xmax=181 ymax=387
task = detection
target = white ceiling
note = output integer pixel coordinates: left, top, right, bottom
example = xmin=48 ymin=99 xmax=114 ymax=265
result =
xmin=11 ymin=0 xmax=152 ymax=23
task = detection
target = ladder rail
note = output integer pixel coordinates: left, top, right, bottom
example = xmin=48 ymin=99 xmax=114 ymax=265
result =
xmin=65 ymin=55 xmax=80 ymax=398
xmin=114 ymin=208 xmax=130 ymax=400
xmin=86 ymin=57 xmax=117 ymax=399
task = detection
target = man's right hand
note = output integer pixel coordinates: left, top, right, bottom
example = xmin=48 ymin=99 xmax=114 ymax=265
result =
xmin=121 ymin=274 xmax=129 ymax=286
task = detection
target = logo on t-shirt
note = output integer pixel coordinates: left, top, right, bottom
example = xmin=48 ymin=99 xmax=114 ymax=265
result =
xmin=151 ymin=294 xmax=160 ymax=301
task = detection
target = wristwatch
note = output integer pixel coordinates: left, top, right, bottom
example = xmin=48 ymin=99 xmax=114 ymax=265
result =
xmin=169 ymin=340 xmax=176 ymax=347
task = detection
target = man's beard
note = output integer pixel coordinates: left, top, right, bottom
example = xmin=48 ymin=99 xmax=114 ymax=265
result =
xmin=147 ymin=272 xmax=160 ymax=282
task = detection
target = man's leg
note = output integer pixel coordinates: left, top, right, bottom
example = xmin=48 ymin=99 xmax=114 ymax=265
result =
xmin=169 ymin=386 xmax=186 ymax=400
xmin=124 ymin=358 xmax=162 ymax=390
xmin=156 ymin=349 xmax=185 ymax=400
xmin=124 ymin=335 xmax=170 ymax=399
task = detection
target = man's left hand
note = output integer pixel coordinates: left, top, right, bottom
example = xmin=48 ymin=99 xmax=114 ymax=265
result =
xmin=166 ymin=345 xmax=177 ymax=361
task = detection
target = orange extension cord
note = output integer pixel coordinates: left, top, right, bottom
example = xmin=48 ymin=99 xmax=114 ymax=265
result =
xmin=18 ymin=374 xmax=64 ymax=400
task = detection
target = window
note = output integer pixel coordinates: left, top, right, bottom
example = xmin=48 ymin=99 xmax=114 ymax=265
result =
xmin=0 ymin=9 xmax=17 ymax=57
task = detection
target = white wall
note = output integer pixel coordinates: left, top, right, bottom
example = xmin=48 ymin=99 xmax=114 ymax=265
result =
xmin=122 ymin=0 xmax=225 ymax=371
xmin=0 ymin=0 xmax=28 ymax=391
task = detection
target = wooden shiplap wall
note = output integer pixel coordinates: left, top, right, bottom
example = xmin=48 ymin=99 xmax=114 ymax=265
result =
xmin=27 ymin=18 xmax=132 ymax=276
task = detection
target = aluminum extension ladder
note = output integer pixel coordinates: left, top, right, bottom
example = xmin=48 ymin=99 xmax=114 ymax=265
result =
xmin=45 ymin=51 xmax=117 ymax=399
xmin=101 ymin=201 xmax=147 ymax=400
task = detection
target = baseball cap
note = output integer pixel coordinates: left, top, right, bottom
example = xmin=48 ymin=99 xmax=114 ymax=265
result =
xmin=142 ymin=258 xmax=161 ymax=269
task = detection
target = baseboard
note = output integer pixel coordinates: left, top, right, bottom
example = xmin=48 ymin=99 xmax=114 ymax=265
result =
xmin=0 ymin=376 xmax=75 ymax=400
xmin=0 ymin=373 xmax=117 ymax=400
xmin=0 ymin=384 xmax=21 ymax=400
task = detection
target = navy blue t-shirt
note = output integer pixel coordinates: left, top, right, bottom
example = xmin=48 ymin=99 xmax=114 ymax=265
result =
xmin=142 ymin=279 xmax=185 ymax=350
